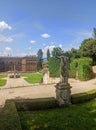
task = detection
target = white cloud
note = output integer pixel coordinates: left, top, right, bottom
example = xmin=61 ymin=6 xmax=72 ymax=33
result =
xmin=0 ymin=34 xmax=13 ymax=42
xmin=5 ymin=47 xmax=12 ymax=51
xmin=30 ymin=40 xmax=36 ymax=44
xmin=49 ymin=45 xmax=55 ymax=52
xmin=59 ymin=44 xmax=62 ymax=48
xmin=0 ymin=21 xmax=13 ymax=43
xmin=43 ymin=45 xmax=55 ymax=58
xmin=41 ymin=33 xmax=51 ymax=38
xmin=0 ymin=21 xmax=12 ymax=31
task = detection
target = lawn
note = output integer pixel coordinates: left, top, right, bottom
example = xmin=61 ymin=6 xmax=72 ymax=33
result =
xmin=19 ymin=99 xmax=96 ymax=130
xmin=0 ymin=74 xmax=7 ymax=78
xmin=21 ymin=73 xmax=43 ymax=83
xmin=0 ymin=74 xmax=7 ymax=87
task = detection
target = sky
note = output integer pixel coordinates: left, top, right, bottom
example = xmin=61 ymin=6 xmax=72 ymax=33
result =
xmin=0 ymin=0 xmax=96 ymax=57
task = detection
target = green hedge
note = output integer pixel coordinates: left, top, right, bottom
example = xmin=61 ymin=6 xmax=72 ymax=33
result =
xmin=78 ymin=64 xmax=93 ymax=80
xmin=69 ymin=59 xmax=78 ymax=78
xmin=0 ymin=100 xmax=22 ymax=130
xmin=71 ymin=89 xmax=96 ymax=104
xmin=15 ymin=98 xmax=58 ymax=111
xmin=69 ymin=58 xmax=94 ymax=80
xmin=15 ymin=90 xmax=96 ymax=111
xmin=48 ymin=57 xmax=60 ymax=77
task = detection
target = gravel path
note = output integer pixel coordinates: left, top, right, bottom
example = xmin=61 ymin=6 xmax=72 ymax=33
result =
xmin=3 ymin=77 xmax=31 ymax=88
xmin=0 ymin=77 xmax=96 ymax=108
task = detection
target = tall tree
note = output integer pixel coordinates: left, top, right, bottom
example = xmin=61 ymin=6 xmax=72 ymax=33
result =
xmin=37 ymin=49 xmax=43 ymax=70
xmin=65 ymin=48 xmax=80 ymax=62
xmin=79 ymin=38 xmax=96 ymax=64
xmin=47 ymin=49 xmax=50 ymax=60
xmin=93 ymin=28 xmax=96 ymax=39
xmin=37 ymin=49 xmax=43 ymax=60
xmin=52 ymin=47 xmax=63 ymax=57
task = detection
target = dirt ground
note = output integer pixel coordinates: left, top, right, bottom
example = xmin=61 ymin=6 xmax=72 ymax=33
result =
xmin=0 ymin=76 xmax=96 ymax=108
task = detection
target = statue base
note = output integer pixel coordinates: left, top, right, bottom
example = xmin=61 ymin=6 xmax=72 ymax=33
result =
xmin=55 ymin=83 xmax=71 ymax=106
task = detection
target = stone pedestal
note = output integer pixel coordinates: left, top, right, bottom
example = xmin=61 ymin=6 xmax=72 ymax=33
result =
xmin=55 ymin=83 xmax=71 ymax=106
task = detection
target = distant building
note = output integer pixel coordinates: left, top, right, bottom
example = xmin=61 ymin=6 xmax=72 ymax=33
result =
xmin=22 ymin=56 xmax=37 ymax=72
xmin=0 ymin=56 xmax=37 ymax=72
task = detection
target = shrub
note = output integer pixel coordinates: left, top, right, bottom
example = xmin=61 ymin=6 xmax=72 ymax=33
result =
xmin=78 ymin=58 xmax=93 ymax=81
xmin=48 ymin=57 xmax=60 ymax=77
xmin=69 ymin=57 xmax=94 ymax=80
xmin=71 ymin=89 xmax=96 ymax=104
xmin=78 ymin=57 xmax=93 ymax=66
xmin=69 ymin=59 xmax=78 ymax=78
xmin=78 ymin=64 xmax=93 ymax=81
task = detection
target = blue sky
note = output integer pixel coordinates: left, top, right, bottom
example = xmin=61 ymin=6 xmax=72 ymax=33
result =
xmin=0 ymin=0 xmax=96 ymax=57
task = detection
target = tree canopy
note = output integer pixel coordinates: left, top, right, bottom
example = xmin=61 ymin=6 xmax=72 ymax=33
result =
xmin=93 ymin=28 xmax=96 ymax=39
xmin=37 ymin=49 xmax=43 ymax=70
xmin=52 ymin=47 xmax=63 ymax=57
xmin=37 ymin=49 xmax=43 ymax=60
xmin=79 ymin=38 xmax=96 ymax=64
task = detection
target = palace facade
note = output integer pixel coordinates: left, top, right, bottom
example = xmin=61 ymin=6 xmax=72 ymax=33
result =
xmin=0 ymin=56 xmax=37 ymax=72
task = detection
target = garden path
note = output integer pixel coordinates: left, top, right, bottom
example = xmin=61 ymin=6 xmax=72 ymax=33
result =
xmin=3 ymin=77 xmax=31 ymax=88
xmin=0 ymin=77 xmax=96 ymax=108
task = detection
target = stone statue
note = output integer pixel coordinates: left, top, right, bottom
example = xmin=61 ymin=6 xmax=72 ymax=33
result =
xmin=42 ymin=67 xmax=49 ymax=84
xmin=58 ymin=55 xmax=69 ymax=84
xmin=55 ymin=54 xmax=71 ymax=106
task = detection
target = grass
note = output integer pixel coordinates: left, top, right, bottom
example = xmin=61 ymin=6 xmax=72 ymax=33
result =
xmin=21 ymin=73 xmax=43 ymax=83
xmin=0 ymin=100 xmax=22 ymax=130
xmin=0 ymin=73 xmax=7 ymax=78
xmin=19 ymin=99 xmax=96 ymax=130
xmin=0 ymin=73 xmax=7 ymax=87
xmin=0 ymin=79 xmax=6 ymax=86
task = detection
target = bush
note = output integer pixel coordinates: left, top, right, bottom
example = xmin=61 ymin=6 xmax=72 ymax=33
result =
xmin=48 ymin=57 xmax=60 ymax=77
xmin=69 ymin=57 xmax=94 ymax=80
xmin=78 ymin=57 xmax=93 ymax=65
xmin=78 ymin=58 xmax=93 ymax=81
xmin=78 ymin=64 xmax=93 ymax=81
xmin=71 ymin=89 xmax=96 ymax=104
xmin=0 ymin=100 xmax=22 ymax=130
xmin=69 ymin=59 xmax=78 ymax=78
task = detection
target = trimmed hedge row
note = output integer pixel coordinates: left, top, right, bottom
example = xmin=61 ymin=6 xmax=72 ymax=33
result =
xmin=71 ymin=89 xmax=96 ymax=104
xmin=69 ymin=58 xmax=94 ymax=80
xmin=69 ymin=59 xmax=78 ymax=78
xmin=15 ymin=97 xmax=58 ymax=111
xmin=14 ymin=90 xmax=96 ymax=111
xmin=48 ymin=57 xmax=60 ymax=77
xmin=78 ymin=64 xmax=93 ymax=80
xmin=0 ymin=100 xmax=22 ymax=130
